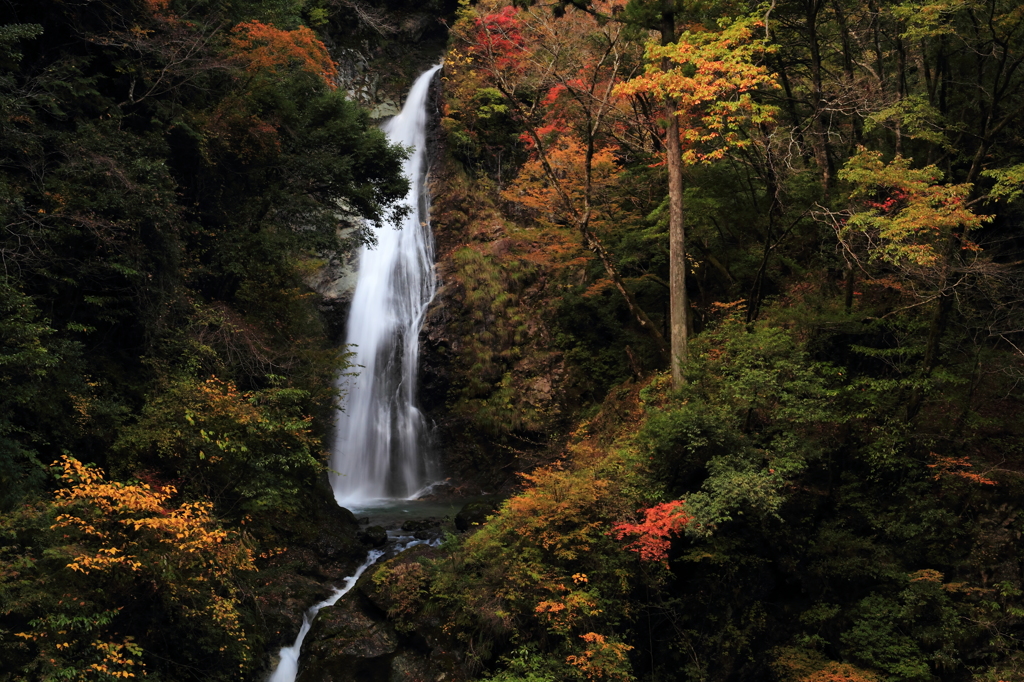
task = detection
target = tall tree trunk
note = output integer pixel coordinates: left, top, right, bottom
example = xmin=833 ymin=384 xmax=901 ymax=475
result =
xmin=806 ymin=0 xmax=834 ymax=197
xmin=660 ymin=1 xmax=688 ymax=386
xmin=666 ymin=107 xmax=688 ymax=385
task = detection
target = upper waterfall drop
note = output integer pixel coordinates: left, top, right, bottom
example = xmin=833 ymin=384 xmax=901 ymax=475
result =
xmin=330 ymin=65 xmax=443 ymax=508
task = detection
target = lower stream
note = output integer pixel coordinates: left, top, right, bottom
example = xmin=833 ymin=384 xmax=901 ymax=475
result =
xmin=265 ymin=533 xmax=440 ymax=682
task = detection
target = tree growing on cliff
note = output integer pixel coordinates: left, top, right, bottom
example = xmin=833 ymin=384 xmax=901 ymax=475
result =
xmin=454 ymin=0 xmax=672 ymax=361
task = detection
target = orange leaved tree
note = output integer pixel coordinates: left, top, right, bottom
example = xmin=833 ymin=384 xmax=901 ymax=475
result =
xmin=227 ymin=21 xmax=339 ymax=89
xmin=454 ymin=0 xmax=672 ymax=361
xmin=616 ymin=16 xmax=778 ymax=385
xmin=14 ymin=456 xmax=256 ymax=679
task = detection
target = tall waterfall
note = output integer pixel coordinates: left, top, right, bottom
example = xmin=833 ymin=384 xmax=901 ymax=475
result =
xmin=330 ymin=65 xmax=442 ymax=507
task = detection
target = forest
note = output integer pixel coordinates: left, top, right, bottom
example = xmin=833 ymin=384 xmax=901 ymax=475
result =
xmin=3 ymin=0 xmax=1024 ymax=680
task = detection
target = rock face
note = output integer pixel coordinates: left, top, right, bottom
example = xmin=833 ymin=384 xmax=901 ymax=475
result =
xmin=417 ymin=143 xmax=575 ymax=493
xmin=298 ymin=593 xmax=398 ymax=682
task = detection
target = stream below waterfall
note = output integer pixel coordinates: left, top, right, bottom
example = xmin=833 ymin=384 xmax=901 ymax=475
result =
xmin=265 ymin=65 xmax=446 ymax=681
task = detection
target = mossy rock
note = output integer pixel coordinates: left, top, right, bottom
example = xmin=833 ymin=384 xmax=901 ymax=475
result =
xmin=359 ymin=525 xmax=388 ymax=548
xmin=298 ymin=594 xmax=397 ymax=682
xmin=454 ymin=499 xmax=498 ymax=531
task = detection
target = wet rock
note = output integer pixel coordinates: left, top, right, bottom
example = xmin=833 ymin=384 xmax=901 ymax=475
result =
xmin=315 ymin=504 xmax=362 ymax=568
xmin=370 ymin=100 xmax=403 ymax=119
xmin=454 ymin=500 xmax=497 ymax=532
xmin=359 ymin=525 xmax=388 ymax=548
xmin=389 ymin=652 xmax=437 ymax=682
xmin=401 ymin=518 xmax=438 ymax=533
xmin=298 ymin=594 xmax=397 ymax=682
xmin=255 ymin=565 xmax=334 ymax=650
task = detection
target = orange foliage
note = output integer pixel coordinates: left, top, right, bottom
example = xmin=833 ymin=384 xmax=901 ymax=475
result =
xmin=50 ymin=455 xmax=256 ymax=644
xmin=801 ymin=662 xmax=882 ymax=682
xmin=927 ymin=452 xmax=997 ymax=486
xmin=503 ymin=135 xmax=622 ymax=224
xmin=505 ymin=466 xmax=611 ymax=560
xmin=228 ymin=21 xmax=338 ymax=88
xmin=565 ymin=632 xmax=634 ymax=681
xmin=144 ymin=0 xmax=172 ymax=16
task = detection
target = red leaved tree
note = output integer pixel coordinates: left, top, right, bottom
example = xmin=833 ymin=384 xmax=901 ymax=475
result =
xmin=611 ymin=499 xmax=692 ymax=565
xmin=456 ymin=0 xmax=671 ymax=360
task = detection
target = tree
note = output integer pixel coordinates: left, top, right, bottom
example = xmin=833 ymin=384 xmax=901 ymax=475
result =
xmin=820 ymin=148 xmax=993 ymax=419
xmin=454 ymin=0 xmax=672 ymax=362
xmin=5 ymin=456 xmax=257 ymax=680
xmin=507 ymin=0 xmax=780 ymax=385
xmin=616 ymin=15 xmax=778 ymax=385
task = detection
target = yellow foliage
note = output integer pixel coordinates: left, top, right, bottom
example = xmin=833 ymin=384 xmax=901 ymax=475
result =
xmin=32 ymin=456 xmax=258 ymax=669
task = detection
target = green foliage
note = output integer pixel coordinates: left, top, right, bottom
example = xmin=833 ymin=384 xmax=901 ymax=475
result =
xmin=114 ymin=375 xmax=322 ymax=515
xmin=447 ymin=245 xmax=548 ymax=435
xmin=0 ymin=283 xmax=61 ymax=509
xmin=640 ymin=316 xmax=845 ymax=531
xmin=836 ymin=148 xmax=987 ymax=268
xmin=484 ymin=644 xmax=562 ymax=681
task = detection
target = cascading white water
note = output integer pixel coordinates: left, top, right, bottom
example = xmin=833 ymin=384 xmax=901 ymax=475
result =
xmin=330 ymin=65 xmax=443 ymax=507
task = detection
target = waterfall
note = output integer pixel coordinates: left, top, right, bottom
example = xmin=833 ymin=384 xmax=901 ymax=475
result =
xmin=330 ymin=65 xmax=442 ymax=508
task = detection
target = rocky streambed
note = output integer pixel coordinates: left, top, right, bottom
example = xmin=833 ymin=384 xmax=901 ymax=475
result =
xmin=258 ymin=495 xmax=498 ymax=682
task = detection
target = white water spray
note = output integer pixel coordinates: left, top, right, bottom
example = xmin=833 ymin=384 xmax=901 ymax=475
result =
xmin=330 ymin=66 xmax=442 ymax=507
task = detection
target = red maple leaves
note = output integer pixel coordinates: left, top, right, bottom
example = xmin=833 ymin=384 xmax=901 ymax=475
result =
xmin=611 ymin=500 xmax=692 ymax=564
xmin=469 ymin=7 xmax=528 ymax=73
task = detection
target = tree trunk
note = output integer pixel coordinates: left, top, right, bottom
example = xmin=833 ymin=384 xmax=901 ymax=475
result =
xmin=666 ymin=108 xmax=688 ymax=385
xmin=661 ymin=2 xmax=688 ymax=387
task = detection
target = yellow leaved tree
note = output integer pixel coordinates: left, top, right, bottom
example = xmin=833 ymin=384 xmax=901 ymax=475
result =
xmin=12 ymin=456 xmax=256 ymax=680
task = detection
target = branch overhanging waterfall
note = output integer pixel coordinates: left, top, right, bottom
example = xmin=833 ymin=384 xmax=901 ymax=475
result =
xmin=330 ymin=65 xmax=443 ymax=508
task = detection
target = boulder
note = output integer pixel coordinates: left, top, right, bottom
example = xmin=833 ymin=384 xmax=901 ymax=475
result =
xmin=454 ymin=500 xmax=497 ymax=532
xmin=297 ymin=595 xmax=397 ymax=682
xmin=400 ymin=518 xmax=439 ymax=533
xmin=359 ymin=525 xmax=388 ymax=548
